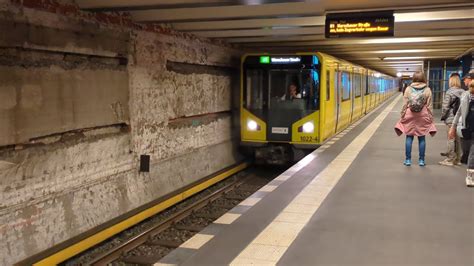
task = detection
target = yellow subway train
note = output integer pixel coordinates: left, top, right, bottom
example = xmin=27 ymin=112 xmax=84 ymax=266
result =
xmin=240 ymin=52 xmax=397 ymax=164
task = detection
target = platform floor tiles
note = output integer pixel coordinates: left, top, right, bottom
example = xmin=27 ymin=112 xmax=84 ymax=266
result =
xmin=157 ymin=95 xmax=472 ymax=266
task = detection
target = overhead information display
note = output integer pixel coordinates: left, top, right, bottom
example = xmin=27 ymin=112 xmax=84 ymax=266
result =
xmin=325 ymin=11 xmax=394 ymax=38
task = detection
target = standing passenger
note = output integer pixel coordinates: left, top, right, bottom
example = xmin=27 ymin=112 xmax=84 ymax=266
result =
xmin=461 ymin=70 xmax=474 ymax=90
xmin=395 ymin=71 xmax=437 ymax=166
xmin=402 ymin=83 xmax=408 ymax=95
xmin=439 ymin=73 xmax=463 ymax=166
xmin=459 ymin=70 xmax=474 ymax=164
xmin=449 ymin=80 xmax=474 ymax=187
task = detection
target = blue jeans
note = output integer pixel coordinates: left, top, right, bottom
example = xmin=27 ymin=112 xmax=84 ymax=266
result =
xmin=406 ymin=135 xmax=426 ymax=160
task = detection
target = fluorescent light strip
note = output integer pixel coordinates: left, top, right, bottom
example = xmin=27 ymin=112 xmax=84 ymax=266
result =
xmin=359 ymin=36 xmax=474 ymax=44
xmin=358 ymin=56 xmax=452 ymax=60
xmin=395 ymin=10 xmax=474 ymax=22
xmin=384 ymin=56 xmax=447 ymax=60
xmin=367 ymin=48 xmax=464 ymax=54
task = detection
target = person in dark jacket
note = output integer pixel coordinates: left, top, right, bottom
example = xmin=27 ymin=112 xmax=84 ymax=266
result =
xmin=462 ymin=70 xmax=473 ymax=90
xmin=439 ymin=73 xmax=463 ymax=166
xmin=449 ymin=79 xmax=474 ymax=187
xmin=458 ymin=70 xmax=474 ymax=164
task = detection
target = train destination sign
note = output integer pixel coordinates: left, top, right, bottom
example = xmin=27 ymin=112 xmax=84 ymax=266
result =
xmin=260 ymin=56 xmax=301 ymax=64
xmin=325 ymin=11 xmax=394 ymax=38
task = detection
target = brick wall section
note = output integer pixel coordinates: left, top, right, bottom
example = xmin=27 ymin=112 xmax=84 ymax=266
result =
xmin=0 ymin=1 xmax=243 ymax=264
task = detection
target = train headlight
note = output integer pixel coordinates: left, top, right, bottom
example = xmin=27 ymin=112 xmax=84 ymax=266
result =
xmin=302 ymin=122 xmax=314 ymax=133
xmin=247 ymin=120 xmax=258 ymax=131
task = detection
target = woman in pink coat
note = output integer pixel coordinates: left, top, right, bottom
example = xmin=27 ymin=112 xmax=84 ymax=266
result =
xmin=395 ymin=71 xmax=437 ymax=166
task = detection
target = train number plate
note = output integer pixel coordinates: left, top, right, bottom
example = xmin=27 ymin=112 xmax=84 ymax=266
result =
xmin=300 ymin=136 xmax=316 ymax=142
xmin=271 ymin=127 xmax=289 ymax=134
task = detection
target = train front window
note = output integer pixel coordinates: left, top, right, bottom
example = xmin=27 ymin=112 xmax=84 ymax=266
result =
xmin=245 ymin=69 xmax=266 ymax=110
xmin=269 ymin=69 xmax=319 ymax=111
xmin=245 ymin=68 xmax=320 ymax=112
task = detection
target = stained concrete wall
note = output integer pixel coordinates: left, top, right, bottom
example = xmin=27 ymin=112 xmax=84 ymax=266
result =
xmin=0 ymin=1 xmax=242 ymax=265
xmin=0 ymin=63 xmax=129 ymax=146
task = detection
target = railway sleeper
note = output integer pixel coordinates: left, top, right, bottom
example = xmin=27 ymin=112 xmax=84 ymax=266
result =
xmin=147 ymin=239 xmax=183 ymax=248
xmin=211 ymin=202 xmax=235 ymax=209
xmin=194 ymin=212 xmax=223 ymax=220
xmin=224 ymin=194 xmax=247 ymax=200
xmin=234 ymin=187 xmax=257 ymax=193
xmin=121 ymin=254 xmax=162 ymax=265
xmin=173 ymin=224 xmax=206 ymax=232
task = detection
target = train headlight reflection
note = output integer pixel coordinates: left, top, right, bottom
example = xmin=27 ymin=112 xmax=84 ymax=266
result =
xmin=302 ymin=122 xmax=314 ymax=133
xmin=247 ymin=120 xmax=258 ymax=131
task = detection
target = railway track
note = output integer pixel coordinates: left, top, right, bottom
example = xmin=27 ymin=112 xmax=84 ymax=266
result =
xmin=64 ymin=167 xmax=281 ymax=266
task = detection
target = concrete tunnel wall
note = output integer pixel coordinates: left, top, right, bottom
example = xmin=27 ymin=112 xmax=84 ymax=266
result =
xmin=0 ymin=1 xmax=243 ymax=264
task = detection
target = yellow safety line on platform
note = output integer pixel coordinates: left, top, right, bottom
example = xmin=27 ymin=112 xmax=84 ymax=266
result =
xmin=231 ymin=96 xmax=401 ymax=265
xmin=32 ymin=162 xmax=248 ymax=266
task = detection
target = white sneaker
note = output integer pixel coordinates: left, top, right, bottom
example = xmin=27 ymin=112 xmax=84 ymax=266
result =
xmin=466 ymin=176 xmax=474 ymax=187
xmin=438 ymin=159 xmax=454 ymax=166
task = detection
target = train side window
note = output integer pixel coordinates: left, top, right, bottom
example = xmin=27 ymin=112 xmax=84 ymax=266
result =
xmin=373 ymin=77 xmax=377 ymax=93
xmin=326 ymin=70 xmax=330 ymax=101
xmin=354 ymin=73 xmax=362 ymax=98
xmin=341 ymin=71 xmax=350 ymax=101
xmin=364 ymin=73 xmax=369 ymax=95
xmin=370 ymin=76 xmax=375 ymax=93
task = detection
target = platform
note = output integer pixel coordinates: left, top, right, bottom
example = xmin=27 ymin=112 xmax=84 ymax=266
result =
xmin=158 ymin=95 xmax=472 ymax=266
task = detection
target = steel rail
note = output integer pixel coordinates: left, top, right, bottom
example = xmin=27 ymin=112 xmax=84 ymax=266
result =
xmin=89 ymin=175 xmax=249 ymax=265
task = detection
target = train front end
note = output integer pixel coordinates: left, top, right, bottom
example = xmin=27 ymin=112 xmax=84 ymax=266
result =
xmin=240 ymin=54 xmax=321 ymax=164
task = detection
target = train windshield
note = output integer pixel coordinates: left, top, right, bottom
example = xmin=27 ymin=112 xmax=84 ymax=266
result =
xmin=245 ymin=68 xmax=320 ymax=112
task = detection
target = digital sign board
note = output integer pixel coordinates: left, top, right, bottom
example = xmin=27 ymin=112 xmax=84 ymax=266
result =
xmin=259 ymin=56 xmax=301 ymax=64
xmin=270 ymin=57 xmax=301 ymax=64
xmin=325 ymin=11 xmax=394 ymax=38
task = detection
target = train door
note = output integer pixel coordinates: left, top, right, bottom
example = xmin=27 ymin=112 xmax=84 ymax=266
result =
xmin=350 ymin=70 xmax=355 ymax=123
xmin=338 ymin=68 xmax=352 ymax=131
xmin=321 ymin=63 xmax=336 ymax=141
xmin=360 ymin=71 xmax=364 ymax=116
xmin=353 ymin=71 xmax=363 ymax=121
xmin=364 ymin=71 xmax=369 ymax=114
xmin=369 ymin=75 xmax=375 ymax=110
xmin=334 ymin=64 xmax=341 ymax=134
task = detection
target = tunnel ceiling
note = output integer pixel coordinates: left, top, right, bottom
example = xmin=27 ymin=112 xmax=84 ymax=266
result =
xmin=78 ymin=0 xmax=474 ymax=76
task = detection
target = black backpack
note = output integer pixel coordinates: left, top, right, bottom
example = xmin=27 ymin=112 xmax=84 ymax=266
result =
xmin=450 ymin=95 xmax=460 ymax=115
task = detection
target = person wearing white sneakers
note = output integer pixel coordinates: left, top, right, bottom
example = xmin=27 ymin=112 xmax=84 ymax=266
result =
xmin=439 ymin=73 xmax=463 ymax=166
xmin=450 ymin=76 xmax=474 ymax=187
